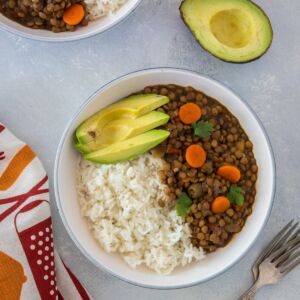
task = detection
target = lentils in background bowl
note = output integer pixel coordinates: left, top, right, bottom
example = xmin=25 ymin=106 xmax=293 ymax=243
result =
xmin=0 ymin=0 xmax=88 ymax=32
xmin=141 ymin=84 xmax=258 ymax=253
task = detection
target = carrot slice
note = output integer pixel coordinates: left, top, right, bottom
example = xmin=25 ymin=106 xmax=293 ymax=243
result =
xmin=185 ymin=144 xmax=206 ymax=168
xmin=211 ymin=196 xmax=230 ymax=214
xmin=63 ymin=4 xmax=85 ymax=26
xmin=179 ymin=103 xmax=202 ymax=124
xmin=217 ymin=165 xmax=241 ymax=183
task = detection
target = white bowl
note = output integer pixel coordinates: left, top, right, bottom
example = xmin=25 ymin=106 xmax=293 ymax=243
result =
xmin=54 ymin=68 xmax=275 ymax=289
xmin=0 ymin=0 xmax=141 ymax=42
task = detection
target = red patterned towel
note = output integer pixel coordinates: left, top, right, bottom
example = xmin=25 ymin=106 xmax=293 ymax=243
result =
xmin=0 ymin=123 xmax=91 ymax=300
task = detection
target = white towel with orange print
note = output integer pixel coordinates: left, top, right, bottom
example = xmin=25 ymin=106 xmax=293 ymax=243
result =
xmin=0 ymin=123 xmax=91 ymax=300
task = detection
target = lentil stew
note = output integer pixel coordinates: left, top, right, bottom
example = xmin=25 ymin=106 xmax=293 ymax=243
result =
xmin=0 ymin=0 xmax=88 ymax=32
xmin=141 ymin=84 xmax=258 ymax=253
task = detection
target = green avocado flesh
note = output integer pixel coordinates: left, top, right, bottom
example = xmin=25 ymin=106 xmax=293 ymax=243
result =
xmin=180 ymin=0 xmax=273 ymax=62
xmin=75 ymin=111 xmax=170 ymax=154
xmin=84 ymin=129 xmax=170 ymax=164
xmin=76 ymin=94 xmax=169 ymax=144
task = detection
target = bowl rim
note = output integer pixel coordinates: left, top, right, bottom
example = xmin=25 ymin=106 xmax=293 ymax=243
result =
xmin=0 ymin=0 xmax=142 ymax=42
xmin=54 ymin=67 xmax=276 ymax=289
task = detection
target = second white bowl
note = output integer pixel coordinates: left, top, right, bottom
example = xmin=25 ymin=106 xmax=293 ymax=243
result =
xmin=0 ymin=0 xmax=141 ymax=42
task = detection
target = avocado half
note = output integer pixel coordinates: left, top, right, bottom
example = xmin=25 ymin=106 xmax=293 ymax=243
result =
xmin=180 ymin=0 xmax=273 ymax=63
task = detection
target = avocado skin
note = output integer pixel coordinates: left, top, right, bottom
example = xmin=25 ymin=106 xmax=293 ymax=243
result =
xmin=179 ymin=0 xmax=273 ymax=63
xmin=75 ymin=141 xmax=90 ymax=154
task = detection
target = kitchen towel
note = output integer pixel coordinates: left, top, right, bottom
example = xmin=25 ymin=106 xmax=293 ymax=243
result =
xmin=0 ymin=123 xmax=91 ymax=300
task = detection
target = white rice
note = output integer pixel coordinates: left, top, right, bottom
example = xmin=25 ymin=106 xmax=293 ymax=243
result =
xmin=77 ymin=153 xmax=205 ymax=275
xmin=85 ymin=0 xmax=128 ymax=21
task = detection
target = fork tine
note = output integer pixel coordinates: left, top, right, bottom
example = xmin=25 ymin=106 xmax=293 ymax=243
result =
xmin=253 ymin=221 xmax=294 ymax=264
xmin=266 ymin=222 xmax=299 ymax=261
xmin=268 ymin=236 xmax=300 ymax=262
xmin=274 ymin=222 xmax=299 ymax=250
xmin=252 ymin=220 xmax=295 ymax=280
xmin=281 ymin=257 xmax=300 ymax=275
xmin=252 ymin=219 xmax=294 ymax=280
xmin=279 ymin=250 xmax=300 ymax=269
xmin=273 ymin=229 xmax=300 ymax=260
xmin=288 ymin=228 xmax=300 ymax=242
xmin=264 ymin=221 xmax=297 ymax=256
xmin=274 ymin=242 xmax=300 ymax=267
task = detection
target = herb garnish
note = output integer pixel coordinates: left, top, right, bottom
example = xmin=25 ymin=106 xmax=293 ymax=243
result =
xmin=192 ymin=121 xmax=213 ymax=138
xmin=227 ymin=185 xmax=245 ymax=206
xmin=176 ymin=193 xmax=192 ymax=217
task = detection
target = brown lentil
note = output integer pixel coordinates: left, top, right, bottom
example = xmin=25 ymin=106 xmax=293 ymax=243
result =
xmin=139 ymin=84 xmax=258 ymax=253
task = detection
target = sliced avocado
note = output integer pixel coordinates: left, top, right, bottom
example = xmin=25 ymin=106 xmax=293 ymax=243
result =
xmin=180 ymin=0 xmax=273 ymax=63
xmin=75 ymin=111 xmax=170 ymax=154
xmin=76 ymin=94 xmax=169 ymax=144
xmin=84 ymin=129 xmax=170 ymax=164
xmin=75 ymin=140 xmax=88 ymax=154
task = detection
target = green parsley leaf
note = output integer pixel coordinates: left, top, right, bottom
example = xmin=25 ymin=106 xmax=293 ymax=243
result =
xmin=176 ymin=193 xmax=192 ymax=217
xmin=192 ymin=121 xmax=213 ymax=138
xmin=227 ymin=185 xmax=245 ymax=206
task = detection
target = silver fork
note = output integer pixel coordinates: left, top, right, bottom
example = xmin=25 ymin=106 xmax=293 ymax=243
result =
xmin=239 ymin=221 xmax=300 ymax=300
xmin=252 ymin=220 xmax=300 ymax=280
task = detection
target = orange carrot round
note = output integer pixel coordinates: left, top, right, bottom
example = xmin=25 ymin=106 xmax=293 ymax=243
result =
xmin=179 ymin=103 xmax=202 ymax=124
xmin=185 ymin=144 xmax=206 ymax=168
xmin=217 ymin=165 xmax=241 ymax=183
xmin=63 ymin=4 xmax=85 ymax=26
xmin=211 ymin=196 xmax=230 ymax=214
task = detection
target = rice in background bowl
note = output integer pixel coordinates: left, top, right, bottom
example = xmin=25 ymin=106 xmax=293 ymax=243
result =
xmin=86 ymin=0 xmax=128 ymax=20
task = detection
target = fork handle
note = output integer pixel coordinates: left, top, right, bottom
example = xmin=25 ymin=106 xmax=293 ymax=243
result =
xmin=238 ymin=282 xmax=261 ymax=300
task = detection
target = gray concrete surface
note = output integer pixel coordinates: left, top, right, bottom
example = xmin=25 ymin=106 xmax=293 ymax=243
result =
xmin=0 ymin=0 xmax=299 ymax=299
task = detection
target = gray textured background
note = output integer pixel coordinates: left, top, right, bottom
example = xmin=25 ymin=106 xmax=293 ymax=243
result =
xmin=0 ymin=0 xmax=299 ymax=299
